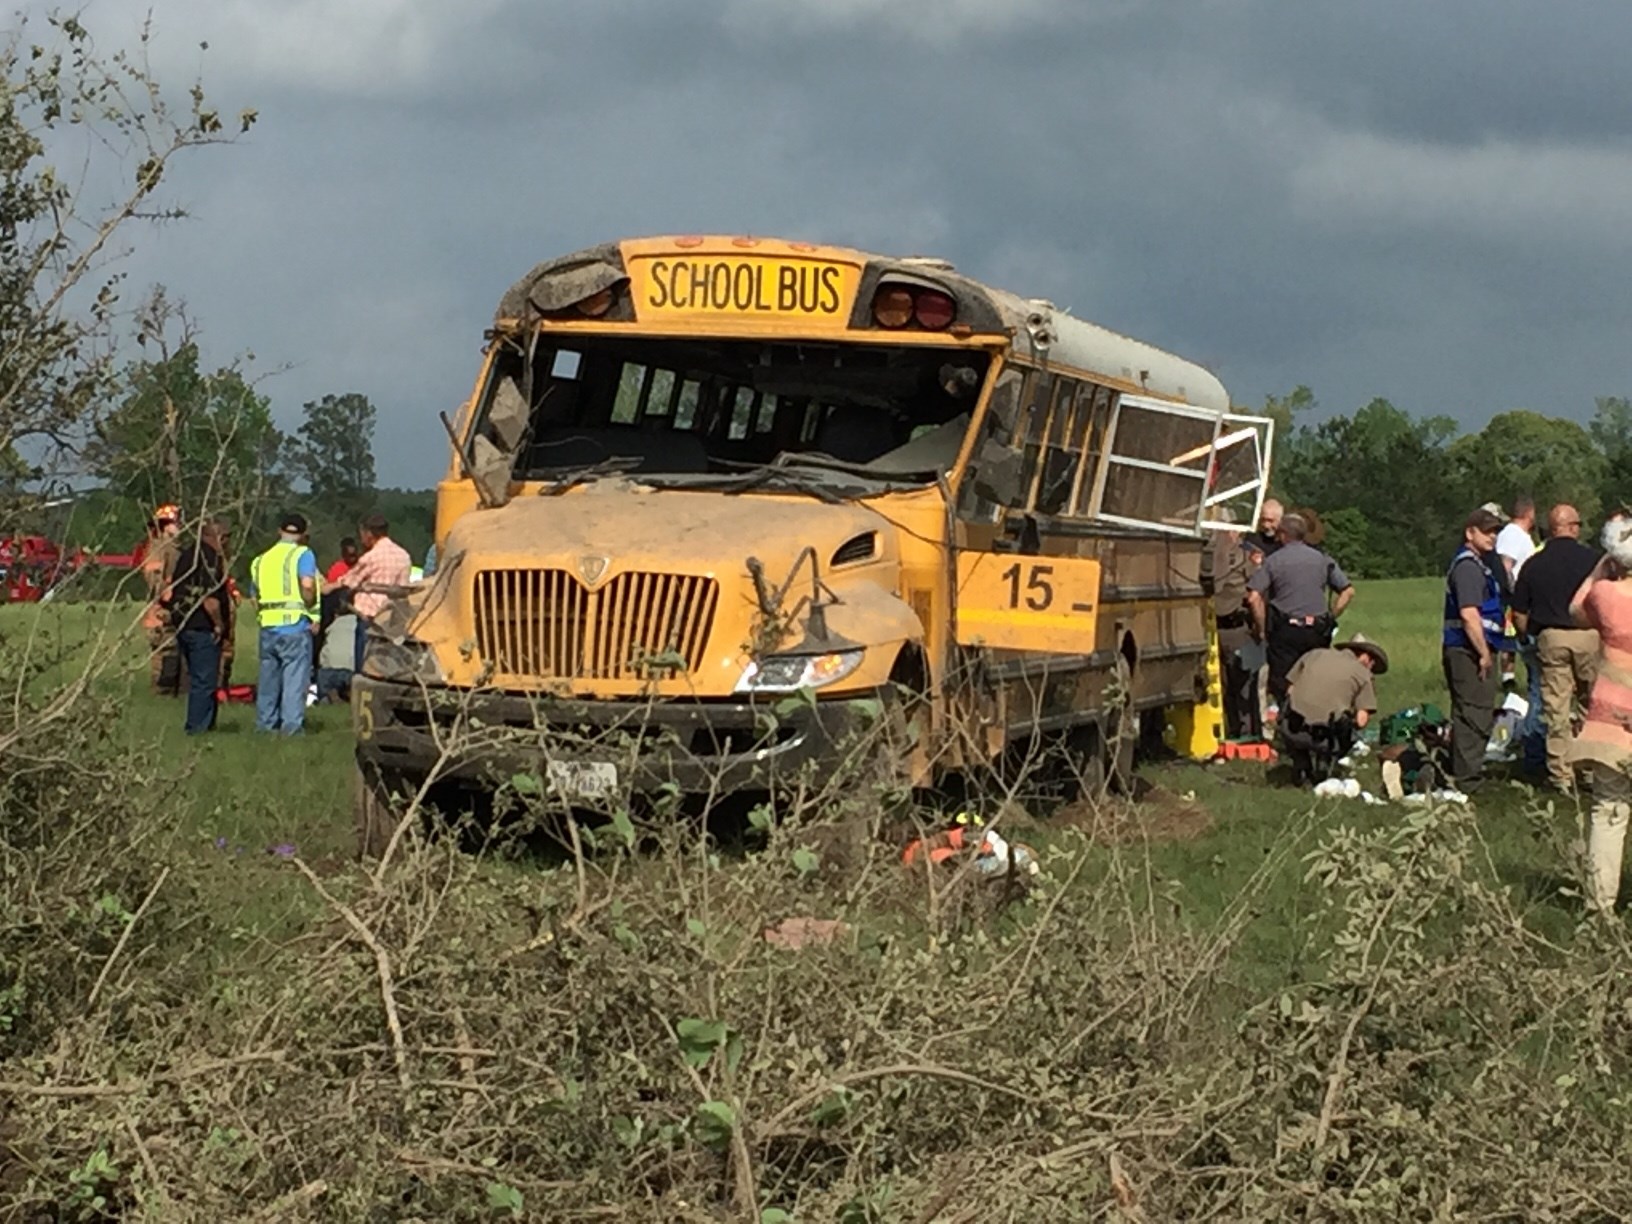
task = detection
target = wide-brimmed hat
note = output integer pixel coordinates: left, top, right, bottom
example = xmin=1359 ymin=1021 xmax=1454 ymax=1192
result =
xmin=1336 ymin=633 xmax=1389 ymax=675
xmin=1288 ymin=506 xmax=1326 ymax=546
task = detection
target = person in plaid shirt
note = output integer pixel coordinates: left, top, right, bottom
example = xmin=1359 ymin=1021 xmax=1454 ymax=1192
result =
xmin=329 ymin=514 xmax=412 ymax=672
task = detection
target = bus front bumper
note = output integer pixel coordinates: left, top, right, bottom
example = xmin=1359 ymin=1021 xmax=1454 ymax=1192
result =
xmin=350 ymin=676 xmax=889 ymax=796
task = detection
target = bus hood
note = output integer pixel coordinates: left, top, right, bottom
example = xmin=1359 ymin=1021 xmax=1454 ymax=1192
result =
xmin=438 ymin=484 xmax=898 ymax=585
xmin=397 ymin=484 xmax=924 ymax=696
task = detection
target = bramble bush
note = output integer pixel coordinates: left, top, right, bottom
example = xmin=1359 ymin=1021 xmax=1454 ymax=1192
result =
xmin=6 ymin=685 xmax=1632 ymax=1220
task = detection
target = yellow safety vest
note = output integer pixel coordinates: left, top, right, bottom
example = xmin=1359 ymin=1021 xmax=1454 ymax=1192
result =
xmin=251 ymin=539 xmax=316 ymax=629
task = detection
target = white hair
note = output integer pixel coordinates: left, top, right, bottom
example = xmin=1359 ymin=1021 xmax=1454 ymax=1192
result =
xmin=1603 ymin=516 xmax=1632 ymax=570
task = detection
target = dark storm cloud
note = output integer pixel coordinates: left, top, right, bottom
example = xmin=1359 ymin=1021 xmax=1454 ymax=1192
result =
xmin=35 ymin=0 xmax=1632 ymax=484
xmin=1210 ymin=0 xmax=1632 ymax=147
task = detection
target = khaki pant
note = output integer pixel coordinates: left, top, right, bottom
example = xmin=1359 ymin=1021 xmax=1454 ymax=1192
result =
xmin=1537 ymin=627 xmax=1599 ymax=791
xmin=1586 ymin=766 xmax=1631 ymax=913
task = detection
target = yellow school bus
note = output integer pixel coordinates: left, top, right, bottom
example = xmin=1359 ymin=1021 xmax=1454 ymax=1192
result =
xmin=351 ymin=236 xmax=1271 ymax=840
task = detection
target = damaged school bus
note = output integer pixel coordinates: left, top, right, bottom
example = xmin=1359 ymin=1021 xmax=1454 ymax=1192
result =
xmin=351 ymin=236 xmax=1272 ymax=842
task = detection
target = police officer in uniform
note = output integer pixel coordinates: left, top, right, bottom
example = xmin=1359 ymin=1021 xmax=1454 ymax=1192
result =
xmin=1210 ymin=526 xmax=1261 ymax=738
xmin=1443 ymin=506 xmax=1513 ymax=790
xmin=1279 ymin=634 xmax=1388 ymax=784
xmin=1246 ymin=512 xmax=1354 ymax=704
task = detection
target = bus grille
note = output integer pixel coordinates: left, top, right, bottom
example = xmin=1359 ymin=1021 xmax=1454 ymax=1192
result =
xmin=473 ymin=569 xmax=720 ymax=681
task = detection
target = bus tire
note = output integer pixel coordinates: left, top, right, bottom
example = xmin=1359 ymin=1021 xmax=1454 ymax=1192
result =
xmin=873 ymin=650 xmax=932 ymax=791
xmin=354 ymin=759 xmax=401 ymax=861
xmin=1061 ymin=720 xmax=1108 ymax=803
xmin=1105 ymin=657 xmax=1139 ymax=794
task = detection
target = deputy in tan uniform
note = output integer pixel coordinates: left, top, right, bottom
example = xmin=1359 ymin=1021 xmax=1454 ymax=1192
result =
xmin=1279 ymin=634 xmax=1388 ymax=784
xmin=1211 ymin=527 xmax=1260 ymax=738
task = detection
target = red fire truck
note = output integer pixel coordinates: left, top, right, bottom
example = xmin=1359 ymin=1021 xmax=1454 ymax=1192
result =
xmin=0 ymin=534 xmax=138 ymax=602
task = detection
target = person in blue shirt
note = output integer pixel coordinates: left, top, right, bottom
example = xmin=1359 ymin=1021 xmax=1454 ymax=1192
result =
xmin=250 ymin=512 xmax=320 ymax=734
xmin=1443 ymin=507 xmax=1512 ymax=788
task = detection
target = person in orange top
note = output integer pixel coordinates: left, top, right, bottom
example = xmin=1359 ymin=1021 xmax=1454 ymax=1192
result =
xmin=325 ymin=536 xmax=360 ymax=583
xmin=1569 ymin=510 xmax=1632 ymax=913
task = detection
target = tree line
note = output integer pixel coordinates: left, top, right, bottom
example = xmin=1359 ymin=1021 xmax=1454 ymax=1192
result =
xmin=1262 ymin=386 xmax=1632 ymax=579
xmin=32 ymin=309 xmax=432 ymax=573
xmin=0 ymin=14 xmax=430 ymax=579
xmin=71 ymin=295 xmax=427 ymax=563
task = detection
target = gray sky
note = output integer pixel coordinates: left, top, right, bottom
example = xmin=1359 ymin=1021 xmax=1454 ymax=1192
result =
xmin=34 ymin=0 xmax=1632 ymax=486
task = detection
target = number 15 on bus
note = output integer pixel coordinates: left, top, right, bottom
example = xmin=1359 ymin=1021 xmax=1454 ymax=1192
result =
xmin=954 ymin=553 xmax=1103 ymax=654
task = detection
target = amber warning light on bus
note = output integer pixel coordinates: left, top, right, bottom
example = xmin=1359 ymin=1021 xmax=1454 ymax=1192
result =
xmin=871 ymin=282 xmax=956 ymax=331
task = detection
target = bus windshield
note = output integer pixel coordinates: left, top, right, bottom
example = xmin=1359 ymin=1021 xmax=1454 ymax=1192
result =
xmin=468 ymin=335 xmax=992 ymax=489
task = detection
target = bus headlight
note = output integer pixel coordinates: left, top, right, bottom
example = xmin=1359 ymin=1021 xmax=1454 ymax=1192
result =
xmin=735 ymin=649 xmax=864 ymax=693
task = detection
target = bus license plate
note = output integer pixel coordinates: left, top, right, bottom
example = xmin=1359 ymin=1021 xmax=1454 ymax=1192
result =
xmin=547 ymin=761 xmax=618 ymax=801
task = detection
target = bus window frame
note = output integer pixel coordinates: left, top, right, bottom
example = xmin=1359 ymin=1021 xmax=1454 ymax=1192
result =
xmin=1198 ymin=413 xmax=1276 ymax=532
xmin=1028 ymin=379 xmax=1097 ymax=517
xmin=1066 ymin=384 xmax=1117 ymax=517
xmin=461 ymin=322 xmax=1014 ymax=485
xmin=459 ymin=344 xmax=504 ymax=441
xmin=1089 ymin=393 xmax=1225 ymax=537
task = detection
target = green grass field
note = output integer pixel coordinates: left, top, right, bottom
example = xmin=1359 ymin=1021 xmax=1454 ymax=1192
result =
xmin=0 ymin=576 xmax=1578 ymax=964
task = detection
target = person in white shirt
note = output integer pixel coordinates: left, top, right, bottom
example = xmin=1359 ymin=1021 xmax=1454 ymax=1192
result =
xmin=316 ymin=591 xmax=359 ymax=703
xmin=1495 ymin=496 xmax=1543 ymax=767
xmin=1496 ymin=497 xmax=1537 ymax=581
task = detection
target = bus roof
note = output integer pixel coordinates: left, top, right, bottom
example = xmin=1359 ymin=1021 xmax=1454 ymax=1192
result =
xmin=497 ymin=237 xmax=1229 ymax=412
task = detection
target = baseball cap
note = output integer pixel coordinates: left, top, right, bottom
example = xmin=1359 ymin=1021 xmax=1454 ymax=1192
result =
xmin=1479 ymin=501 xmax=1508 ymax=522
xmin=1466 ymin=507 xmax=1504 ymax=534
xmin=280 ymin=511 xmax=310 ymax=534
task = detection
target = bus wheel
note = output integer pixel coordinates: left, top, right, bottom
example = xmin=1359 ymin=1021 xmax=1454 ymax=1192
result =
xmin=354 ymin=759 xmax=402 ymax=860
xmin=1105 ymin=659 xmax=1139 ymax=794
xmin=868 ymin=658 xmax=933 ymax=793
xmin=866 ymin=687 xmax=929 ymax=796
xmin=1061 ymin=721 xmax=1108 ymax=803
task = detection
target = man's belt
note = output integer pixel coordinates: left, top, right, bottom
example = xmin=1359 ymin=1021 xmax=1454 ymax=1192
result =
xmin=1273 ymin=612 xmax=1330 ymax=629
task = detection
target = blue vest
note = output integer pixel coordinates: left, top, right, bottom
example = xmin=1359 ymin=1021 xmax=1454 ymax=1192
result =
xmin=1443 ymin=547 xmax=1513 ymax=651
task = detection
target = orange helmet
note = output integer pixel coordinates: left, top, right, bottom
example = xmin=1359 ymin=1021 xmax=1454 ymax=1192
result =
xmin=154 ymin=504 xmax=180 ymax=524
